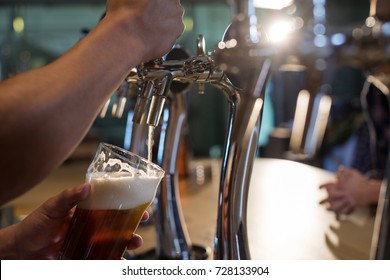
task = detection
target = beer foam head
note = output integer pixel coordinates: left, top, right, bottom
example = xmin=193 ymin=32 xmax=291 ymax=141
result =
xmin=88 ymin=144 xmax=164 ymax=178
xmin=79 ymin=172 xmax=161 ymax=210
xmin=81 ymin=143 xmax=164 ymax=210
xmin=88 ymin=154 xmax=140 ymax=176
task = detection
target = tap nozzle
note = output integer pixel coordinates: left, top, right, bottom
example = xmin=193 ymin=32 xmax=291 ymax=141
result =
xmin=133 ymin=70 xmax=173 ymax=127
xmin=146 ymin=94 xmax=167 ymax=126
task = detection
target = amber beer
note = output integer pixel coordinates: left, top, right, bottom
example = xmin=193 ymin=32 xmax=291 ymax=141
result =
xmin=58 ymin=143 xmax=164 ymax=260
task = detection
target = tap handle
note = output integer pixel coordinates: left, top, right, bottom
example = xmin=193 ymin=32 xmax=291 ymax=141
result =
xmin=133 ymin=71 xmax=172 ymax=127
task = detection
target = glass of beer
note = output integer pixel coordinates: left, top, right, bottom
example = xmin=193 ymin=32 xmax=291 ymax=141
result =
xmin=59 ymin=143 xmax=164 ymax=260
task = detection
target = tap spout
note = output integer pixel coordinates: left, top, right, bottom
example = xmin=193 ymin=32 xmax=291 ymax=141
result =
xmin=127 ymin=45 xmax=216 ymax=260
xmin=133 ymin=70 xmax=173 ymax=127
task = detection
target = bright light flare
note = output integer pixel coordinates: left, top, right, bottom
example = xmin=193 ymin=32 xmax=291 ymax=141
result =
xmin=267 ymin=20 xmax=294 ymax=43
xmin=254 ymin=0 xmax=293 ymax=10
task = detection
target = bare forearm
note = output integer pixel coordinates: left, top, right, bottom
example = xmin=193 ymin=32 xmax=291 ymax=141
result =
xmin=350 ymin=178 xmax=382 ymax=206
xmin=0 ymin=0 xmax=183 ymax=205
xmin=0 ymin=16 xmax=142 ymax=204
xmin=0 ymin=224 xmax=19 ymax=259
xmin=365 ymin=179 xmax=382 ymax=205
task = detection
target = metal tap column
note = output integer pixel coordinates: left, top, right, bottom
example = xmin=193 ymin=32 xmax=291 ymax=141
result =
xmin=128 ymin=46 xmax=214 ymax=259
xmin=153 ymin=85 xmax=192 ymax=259
xmin=213 ymin=0 xmax=273 ymax=259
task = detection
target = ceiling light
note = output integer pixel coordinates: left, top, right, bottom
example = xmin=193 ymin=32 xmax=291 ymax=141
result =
xmin=253 ymin=0 xmax=294 ymax=10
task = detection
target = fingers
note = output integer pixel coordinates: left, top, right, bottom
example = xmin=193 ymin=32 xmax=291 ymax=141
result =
xmin=320 ymin=198 xmax=355 ymax=219
xmin=320 ymin=182 xmax=344 ymax=200
xmin=41 ymin=184 xmax=91 ymax=219
xmin=319 ymin=166 xmax=367 ymax=218
xmin=336 ymin=166 xmax=361 ymax=183
xmin=127 ymin=233 xmax=143 ymax=250
xmin=319 ymin=182 xmax=334 ymax=190
xmin=325 ymin=197 xmax=355 ymax=219
xmin=320 ymin=178 xmax=356 ymax=217
xmin=324 ymin=188 xmax=347 ymax=201
xmin=125 ymin=211 xmax=149 ymax=251
xmin=320 ymin=185 xmax=356 ymax=218
xmin=141 ymin=211 xmax=150 ymax=222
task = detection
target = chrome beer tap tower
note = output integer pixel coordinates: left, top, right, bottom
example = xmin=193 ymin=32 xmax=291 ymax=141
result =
xmin=127 ymin=42 xmax=225 ymax=260
xmin=105 ymin=0 xmax=273 ymax=260
xmin=123 ymin=37 xmax=241 ymax=260
xmin=212 ymin=0 xmax=273 ymax=260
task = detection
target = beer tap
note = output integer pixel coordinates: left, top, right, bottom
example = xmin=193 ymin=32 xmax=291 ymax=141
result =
xmin=132 ymin=65 xmax=173 ymax=127
xmin=124 ymin=38 xmax=239 ymax=259
xmin=131 ymin=46 xmax=204 ymax=260
xmin=123 ymin=0 xmax=273 ymax=260
xmin=212 ymin=0 xmax=273 ymax=259
xmin=109 ymin=0 xmax=272 ymax=260
xmin=150 ymin=54 xmax=194 ymax=260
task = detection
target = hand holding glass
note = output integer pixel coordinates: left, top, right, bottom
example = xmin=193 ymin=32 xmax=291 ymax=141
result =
xmin=59 ymin=143 xmax=164 ymax=260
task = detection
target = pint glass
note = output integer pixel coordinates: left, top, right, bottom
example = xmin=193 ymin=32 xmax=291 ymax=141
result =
xmin=59 ymin=143 xmax=164 ymax=260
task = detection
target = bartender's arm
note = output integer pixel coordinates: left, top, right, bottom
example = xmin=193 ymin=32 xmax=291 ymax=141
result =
xmin=0 ymin=0 xmax=184 ymax=205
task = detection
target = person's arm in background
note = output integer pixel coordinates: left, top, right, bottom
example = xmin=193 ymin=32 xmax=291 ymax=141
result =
xmin=320 ymin=166 xmax=381 ymax=218
xmin=0 ymin=0 xmax=184 ymax=205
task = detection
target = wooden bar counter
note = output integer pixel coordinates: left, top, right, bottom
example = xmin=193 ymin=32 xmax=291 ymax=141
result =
xmin=5 ymin=157 xmax=376 ymax=260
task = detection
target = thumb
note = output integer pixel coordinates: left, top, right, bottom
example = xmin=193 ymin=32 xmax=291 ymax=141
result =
xmin=41 ymin=184 xmax=91 ymax=219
